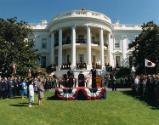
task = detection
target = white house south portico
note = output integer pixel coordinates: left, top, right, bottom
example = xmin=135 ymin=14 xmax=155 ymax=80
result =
xmin=49 ymin=9 xmax=112 ymax=71
xmin=30 ymin=9 xmax=141 ymax=72
xmin=50 ymin=27 xmax=110 ymax=70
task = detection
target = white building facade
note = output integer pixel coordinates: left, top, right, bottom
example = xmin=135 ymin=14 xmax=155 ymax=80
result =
xmin=30 ymin=9 xmax=141 ymax=71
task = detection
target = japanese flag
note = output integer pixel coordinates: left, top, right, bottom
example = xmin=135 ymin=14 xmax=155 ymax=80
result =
xmin=145 ymin=59 xmax=156 ymax=67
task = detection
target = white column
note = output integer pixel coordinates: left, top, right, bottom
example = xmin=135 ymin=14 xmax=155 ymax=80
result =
xmin=50 ymin=32 xmax=55 ymax=64
xmin=71 ymin=26 xmax=76 ymax=69
xmin=108 ymin=33 xmax=115 ymax=67
xmin=58 ymin=29 xmax=62 ymax=68
xmin=87 ymin=26 xmax=92 ymax=70
xmin=122 ymin=38 xmax=128 ymax=66
xmin=100 ymin=28 xmax=105 ymax=69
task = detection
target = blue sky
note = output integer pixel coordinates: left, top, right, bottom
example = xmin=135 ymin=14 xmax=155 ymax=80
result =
xmin=0 ymin=0 xmax=159 ymax=24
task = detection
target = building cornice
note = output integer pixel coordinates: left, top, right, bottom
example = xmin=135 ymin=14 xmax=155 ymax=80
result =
xmin=52 ymin=9 xmax=111 ymax=24
xmin=113 ymin=23 xmax=142 ymax=31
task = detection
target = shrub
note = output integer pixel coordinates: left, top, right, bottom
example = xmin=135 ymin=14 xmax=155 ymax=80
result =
xmin=115 ymin=67 xmax=131 ymax=78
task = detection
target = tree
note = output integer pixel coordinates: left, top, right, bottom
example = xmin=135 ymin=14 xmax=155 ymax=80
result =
xmin=0 ymin=17 xmax=38 ymax=76
xmin=129 ymin=21 xmax=159 ymax=74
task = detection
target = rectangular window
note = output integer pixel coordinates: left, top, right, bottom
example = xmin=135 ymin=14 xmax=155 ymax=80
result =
xmin=78 ymin=35 xmax=84 ymax=39
xmin=67 ymin=55 xmax=70 ymax=64
xmin=41 ymin=56 xmax=46 ymax=68
xmin=116 ymin=56 xmax=121 ymax=67
xmin=79 ymin=54 xmax=84 ymax=63
xmin=92 ymin=55 xmax=96 ymax=65
xmin=92 ymin=36 xmax=96 ymax=44
xmin=92 ymin=36 xmax=95 ymax=41
xmin=78 ymin=35 xmax=85 ymax=43
xmin=55 ymin=56 xmax=58 ymax=65
xmin=115 ymin=41 xmax=120 ymax=48
xmin=66 ymin=36 xmax=71 ymax=44
xmin=41 ymin=38 xmax=47 ymax=49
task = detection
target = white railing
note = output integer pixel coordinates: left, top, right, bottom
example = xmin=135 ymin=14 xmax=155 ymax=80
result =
xmin=53 ymin=9 xmax=111 ymax=23
xmin=113 ymin=23 xmax=141 ymax=29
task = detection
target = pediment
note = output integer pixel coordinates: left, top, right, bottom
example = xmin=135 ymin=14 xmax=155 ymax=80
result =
xmin=113 ymin=50 xmax=122 ymax=54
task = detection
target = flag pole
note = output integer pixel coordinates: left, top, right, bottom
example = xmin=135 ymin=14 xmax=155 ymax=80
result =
xmin=144 ymin=59 xmax=146 ymax=75
xmin=144 ymin=66 xmax=146 ymax=75
xmin=144 ymin=59 xmax=147 ymax=75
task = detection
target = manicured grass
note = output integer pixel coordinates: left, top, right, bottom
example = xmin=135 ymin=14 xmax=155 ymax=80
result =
xmin=0 ymin=90 xmax=159 ymax=125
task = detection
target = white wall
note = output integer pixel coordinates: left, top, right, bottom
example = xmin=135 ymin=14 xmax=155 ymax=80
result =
xmin=113 ymin=30 xmax=141 ymax=67
xmin=33 ymin=31 xmax=50 ymax=67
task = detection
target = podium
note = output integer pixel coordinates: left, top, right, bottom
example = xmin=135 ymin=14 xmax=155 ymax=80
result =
xmin=96 ymin=76 xmax=102 ymax=88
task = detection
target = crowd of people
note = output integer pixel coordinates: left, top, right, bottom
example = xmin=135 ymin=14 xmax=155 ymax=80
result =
xmin=133 ymin=74 xmax=159 ymax=103
xmin=0 ymin=67 xmax=100 ymax=99
xmin=0 ymin=75 xmax=57 ymax=107
xmin=0 ymin=67 xmax=99 ymax=107
xmin=0 ymin=66 xmax=134 ymax=107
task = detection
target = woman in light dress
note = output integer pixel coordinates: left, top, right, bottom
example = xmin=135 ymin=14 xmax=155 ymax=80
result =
xmin=37 ymin=78 xmax=45 ymax=105
xmin=28 ymin=80 xmax=34 ymax=107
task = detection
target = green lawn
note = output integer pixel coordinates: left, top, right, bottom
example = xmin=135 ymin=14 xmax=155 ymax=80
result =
xmin=0 ymin=90 xmax=159 ymax=125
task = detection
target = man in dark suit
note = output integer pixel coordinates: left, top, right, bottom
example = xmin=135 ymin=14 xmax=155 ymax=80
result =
xmin=67 ymin=69 xmax=74 ymax=78
xmin=78 ymin=71 xmax=85 ymax=87
xmin=91 ymin=66 xmax=97 ymax=88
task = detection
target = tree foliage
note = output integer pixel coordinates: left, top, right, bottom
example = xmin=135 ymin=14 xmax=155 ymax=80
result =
xmin=0 ymin=17 xmax=38 ymax=76
xmin=129 ymin=21 xmax=159 ymax=74
xmin=115 ymin=67 xmax=131 ymax=78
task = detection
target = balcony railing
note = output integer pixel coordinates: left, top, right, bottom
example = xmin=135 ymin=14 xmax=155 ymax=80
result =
xmin=54 ymin=39 xmax=108 ymax=47
xmin=61 ymin=64 xmax=71 ymax=70
xmin=60 ymin=63 xmax=87 ymax=70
